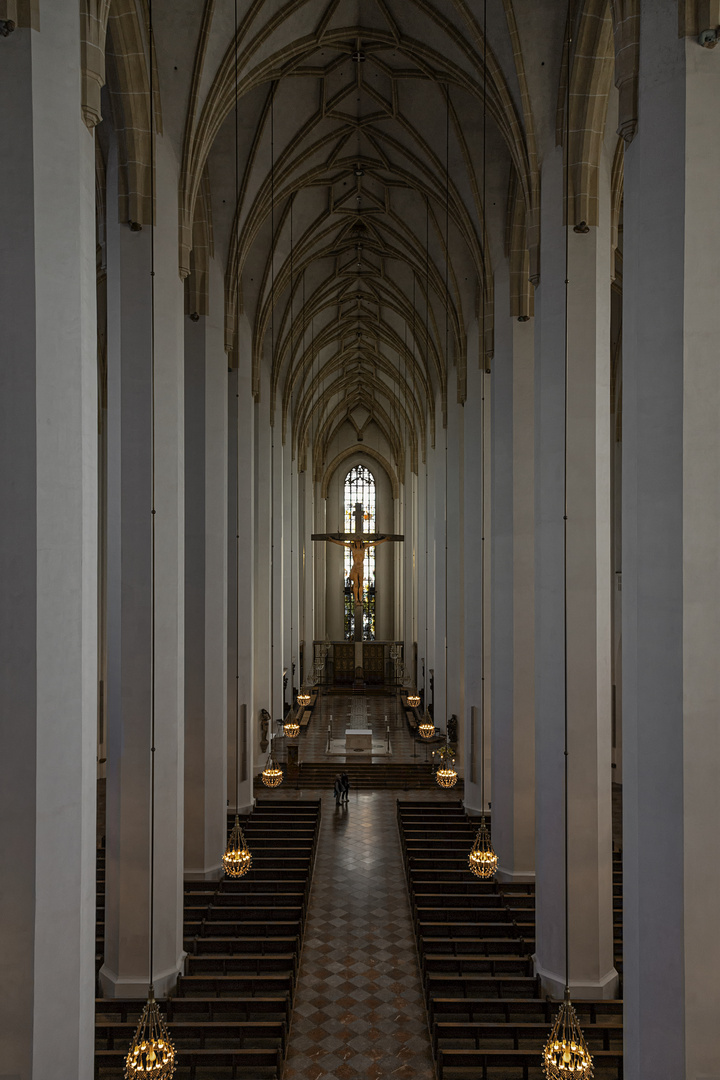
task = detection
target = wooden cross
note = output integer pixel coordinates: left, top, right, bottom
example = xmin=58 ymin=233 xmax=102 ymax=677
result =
xmin=312 ymin=502 xmax=403 ymax=637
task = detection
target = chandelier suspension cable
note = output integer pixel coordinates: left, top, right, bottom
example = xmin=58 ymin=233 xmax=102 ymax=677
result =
xmin=467 ymin=0 xmax=496 ymax=871
xmin=406 ymin=268 xmax=421 ymax=712
xmin=433 ymin=84 xmax=457 ymax=789
xmin=421 ymin=194 xmax=432 ymax=736
xmin=270 ymin=80 xmax=276 ymax=739
xmin=148 ymin=0 xmax=157 ymax=997
xmin=444 ymin=84 xmax=450 ymax=744
xmin=562 ymin=9 xmax=571 ymax=1002
xmin=284 ymin=200 xmax=301 ymax=733
xmin=234 ymin=0 xmax=241 ymax=811
xmin=262 ymin=83 xmax=282 ymax=789
xmin=414 ymin=190 xmax=436 ymax=738
xmin=542 ymin=12 xmax=593 ymax=1078
xmin=221 ymin=0 xmax=254 ymax=875
xmin=290 ymin=198 xmax=294 ymax=698
xmin=125 ymin=4 xmax=176 ymax=1074
xmin=480 ymin=0 xmax=488 ymax=816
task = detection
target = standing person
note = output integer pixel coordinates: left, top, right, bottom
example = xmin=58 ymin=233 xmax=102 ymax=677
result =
xmin=333 ymin=774 xmax=343 ymax=808
xmin=341 ymin=771 xmax=350 ymax=803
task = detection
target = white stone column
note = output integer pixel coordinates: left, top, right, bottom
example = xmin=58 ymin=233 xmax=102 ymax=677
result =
xmin=271 ymin=423 xmax=285 ymax=729
xmin=0 ymin=8 xmax=97 ymax=1077
xmin=431 ymin=410 xmax=446 ymax=731
xmin=184 ymin=256 xmax=227 ymax=879
xmin=314 ymin=483 xmax=327 ymax=642
xmin=447 ymin=397 xmax=463 ymax=752
xmin=282 ymin=438 xmax=293 ymax=711
xmin=622 ymin=6 xmax=720 ymax=1074
xmin=403 ymin=460 xmax=418 ymax=686
xmin=462 ymin=323 xmax=483 ymax=811
xmin=417 ymin=451 xmax=430 ymax=705
xmin=101 ymin=132 xmax=185 ymax=999
xmin=491 ymin=278 xmax=536 ymax=879
xmin=253 ymin=373 xmax=272 ymax=766
xmin=232 ymin=316 xmax=255 ymax=809
xmin=533 ymin=146 xmax=617 ymax=999
xmin=300 ymin=467 xmax=313 ymax=683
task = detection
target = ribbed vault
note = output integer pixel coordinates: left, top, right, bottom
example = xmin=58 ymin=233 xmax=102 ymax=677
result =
xmin=174 ymin=0 xmax=541 ymax=482
xmin=163 ymin=0 xmax=628 ymax=482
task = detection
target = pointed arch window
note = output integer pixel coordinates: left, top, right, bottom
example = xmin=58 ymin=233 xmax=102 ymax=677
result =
xmin=344 ymin=465 xmax=376 ymax=639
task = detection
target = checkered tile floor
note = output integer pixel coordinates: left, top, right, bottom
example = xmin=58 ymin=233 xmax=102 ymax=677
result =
xmin=283 ymin=790 xmax=436 ymax=1079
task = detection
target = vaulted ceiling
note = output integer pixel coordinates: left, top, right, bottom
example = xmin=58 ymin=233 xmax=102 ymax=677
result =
xmin=144 ymin=0 xmax=617 ymax=479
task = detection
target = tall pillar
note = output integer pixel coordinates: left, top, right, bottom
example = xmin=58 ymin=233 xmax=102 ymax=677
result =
xmin=430 ymin=419 xmax=445 ymax=730
xmin=233 ymin=315 xmax=255 ymax=810
xmin=101 ymin=132 xmax=185 ymax=998
xmin=447 ymin=394 xmax=463 ymax=747
xmin=300 ymin=467 xmax=313 ymax=683
xmin=622 ymin=5 xmax=720 ymax=1074
xmin=403 ymin=461 xmax=418 ymax=686
xmin=462 ymin=323 xmax=483 ymax=811
xmin=184 ymin=256 xmax=227 ymax=878
xmin=491 ymin=276 xmax=536 ymax=879
xmin=0 ymin=7 xmax=97 ymax=1076
xmin=253 ymin=372 xmax=272 ymax=764
xmin=533 ymin=146 xmax=617 ymax=999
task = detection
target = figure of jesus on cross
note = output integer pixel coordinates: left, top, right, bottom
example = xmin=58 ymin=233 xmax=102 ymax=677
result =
xmin=312 ymin=502 xmax=403 ymax=639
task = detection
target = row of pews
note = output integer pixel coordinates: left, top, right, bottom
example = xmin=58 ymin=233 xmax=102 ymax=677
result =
xmin=397 ymin=800 xmax=624 ymax=1079
xmin=95 ymin=799 xmax=321 ymax=1079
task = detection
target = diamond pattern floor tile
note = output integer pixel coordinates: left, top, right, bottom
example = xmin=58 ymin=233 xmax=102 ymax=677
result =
xmin=281 ymin=789 xmax=438 ymax=1080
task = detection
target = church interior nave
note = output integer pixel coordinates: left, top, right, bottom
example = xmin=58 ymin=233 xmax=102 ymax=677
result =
xmin=4 ymin=2 xmax=720 ymax=1078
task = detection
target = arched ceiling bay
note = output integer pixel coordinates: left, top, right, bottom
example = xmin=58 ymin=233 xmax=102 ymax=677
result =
xmin=178 ymin=0 xmax=538 ymax=475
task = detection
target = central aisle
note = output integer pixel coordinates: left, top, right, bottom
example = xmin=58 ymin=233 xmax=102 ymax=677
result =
xmin=283 ymin=790 xmax=435 ymax=1079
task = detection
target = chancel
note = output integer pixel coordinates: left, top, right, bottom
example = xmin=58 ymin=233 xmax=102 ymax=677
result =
xmin=3 ymin=3 xmax=720 ymax=1079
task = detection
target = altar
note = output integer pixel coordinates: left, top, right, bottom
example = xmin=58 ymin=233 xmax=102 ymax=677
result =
xmin=345 ymin=728 xmax=373 ymax=751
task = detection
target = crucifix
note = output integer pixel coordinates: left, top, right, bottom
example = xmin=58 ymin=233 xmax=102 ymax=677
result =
xmin=312 ymin=502 xmax=404 ymax=642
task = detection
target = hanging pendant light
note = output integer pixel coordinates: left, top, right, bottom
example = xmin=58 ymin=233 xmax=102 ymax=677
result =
xmin=283 ymin=717 xmax=300 ymax=739
xmin=125 ymin=988 xmax=175 ymax=1079
xmin=407 ymin=692 xmax=421 ymax=709
xmin=223 ymin=816 xmax=252 ymax=877
xmin=542 ymin=11 xmax=593 ymax=1075
xmin=259 ymin=730 xmax=280 ymax=790
xmin=297 ymin=689 xmax=311 ymax=708
xmin=435 ymin=760 xmax=458 ymax=789
xmin=468 ymin=818 xmax=497 ymax=878
xmin=126 ymin=3 xmax=175 ymax=1075
xmin=418 ymin=710 xmax=435 ymax=739
xmin=543 ymin=992 xmax=594 ymax=1079
xmin=433 ymin=739 xmax=457 ymax=788
xmin=262 ymin=737 xmax=284 ymax=788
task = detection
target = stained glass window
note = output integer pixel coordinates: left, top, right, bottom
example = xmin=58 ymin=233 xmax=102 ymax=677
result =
xmin=343 ymin=465 xmax=376 ymax=640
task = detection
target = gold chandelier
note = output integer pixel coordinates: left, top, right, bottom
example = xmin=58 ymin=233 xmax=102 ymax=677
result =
xmin=283 ymin=717 xmax=300 ymax=738
xmin=223 ymin=815 xmax=252 ymax=878
xmin=468 ymin=818 xmax=497 ymax=878
xmin=418 ymin=711 xmax=435 ymax=739
xmin=436 ymin=764 xmax=459 ymax=790
xmin=261 ymin=743 xmax=283 ymax=788
xmin=542 ymin=994 xmax=594 ymax=1080
xmin=125 ymin=989 xmax=175 ymax=1080
xmin=297 ymin=689 xmax=311 ymax=707
xmin=407 ymin=692 xmax=421 ymax=708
